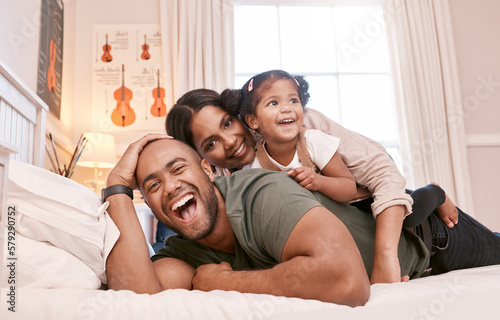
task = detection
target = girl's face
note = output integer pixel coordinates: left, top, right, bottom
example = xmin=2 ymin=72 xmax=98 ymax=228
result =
xmin=190 ymin=105 xmax=256 ymax=170
xmin=245 ymin=79 xmax=303 ymax=146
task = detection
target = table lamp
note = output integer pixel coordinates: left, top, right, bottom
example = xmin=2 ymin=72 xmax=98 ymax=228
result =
xmin=77 ymin=132 xmax=116 ymax=192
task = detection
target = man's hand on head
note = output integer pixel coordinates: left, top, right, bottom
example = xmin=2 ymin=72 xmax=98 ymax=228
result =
xmin=107 ymin=134 xmax=172 ymax=189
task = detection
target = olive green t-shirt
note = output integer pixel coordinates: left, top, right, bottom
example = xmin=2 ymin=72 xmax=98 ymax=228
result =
xmin=152 ymin=169 xmax=429 ymax=278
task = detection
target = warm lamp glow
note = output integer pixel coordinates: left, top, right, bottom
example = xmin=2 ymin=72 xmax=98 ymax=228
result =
xmin=77 ymin=133 xmax=116 ymax=192
xmin=77 ymin=133 xmax=116 ymax=168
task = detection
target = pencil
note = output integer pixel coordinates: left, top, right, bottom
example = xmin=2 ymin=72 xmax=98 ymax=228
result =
xmin=68 ymin=138 xmax=88 ymax=177
xmin=66 ymin=134 xmax=84 ymax=176
xmin=45 ymin=143 xmax=58 ymax=173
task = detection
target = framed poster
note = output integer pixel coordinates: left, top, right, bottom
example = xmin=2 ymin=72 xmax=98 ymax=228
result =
xmin=91 ymin=25 xmax=165 ymax=132
xmin=36 ymin=0 xmax=64 ymax=119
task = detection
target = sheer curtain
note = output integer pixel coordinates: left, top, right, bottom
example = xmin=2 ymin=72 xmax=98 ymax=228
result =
xmin=158 ymin=0 xmax=234 ymax=108
xmin=384 ymin=0 xmax=474 ymax=214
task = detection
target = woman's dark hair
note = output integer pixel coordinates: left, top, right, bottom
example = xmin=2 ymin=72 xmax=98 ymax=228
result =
xmin=165 ymin=89 xmax=221 ymax=149
xmin=220 ymin=69 xmax=310 ymax=128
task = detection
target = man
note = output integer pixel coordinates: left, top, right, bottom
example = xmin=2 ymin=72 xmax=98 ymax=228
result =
xmin=104 ymin=134 xmax=500 ymax=307
xmin=104 ymin=135 xmax=414 ymax=306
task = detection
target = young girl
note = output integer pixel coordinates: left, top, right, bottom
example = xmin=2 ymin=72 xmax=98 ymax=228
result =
xmin=220 ymin=69 xmax=457 ymax=228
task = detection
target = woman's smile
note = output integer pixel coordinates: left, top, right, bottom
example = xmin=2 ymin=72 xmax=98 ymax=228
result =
xmin=231 ymin=141 xmax=246 ymax=158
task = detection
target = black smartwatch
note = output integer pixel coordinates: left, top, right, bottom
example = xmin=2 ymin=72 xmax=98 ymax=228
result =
xmin=101 ymin=185 xmax=134 ymax=202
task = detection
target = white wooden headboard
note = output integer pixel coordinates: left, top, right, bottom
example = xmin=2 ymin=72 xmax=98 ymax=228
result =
xmin=0 ymin=59 xmax=48 ymax=262
xmin=0 ymin=59 xmax=48 ymax=166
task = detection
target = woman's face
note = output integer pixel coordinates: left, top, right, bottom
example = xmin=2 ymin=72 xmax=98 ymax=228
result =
xmin=190 ymin=105 xmax=256 ymax=170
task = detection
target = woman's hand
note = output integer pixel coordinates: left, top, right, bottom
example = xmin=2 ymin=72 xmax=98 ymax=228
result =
xmin=370 ymin=252 xmax=407 ymax=284
xmin=107 ymin=133 xmax=171 ymax=188
xmin=371 ymin=205 xmax=407 ymax=284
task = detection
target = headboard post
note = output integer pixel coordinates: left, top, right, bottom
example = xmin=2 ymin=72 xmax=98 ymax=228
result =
xmin=0 ymin=59 xmax=49 ymax=167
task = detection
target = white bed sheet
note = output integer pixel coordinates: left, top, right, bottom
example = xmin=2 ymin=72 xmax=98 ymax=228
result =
xmin=2 ymin=264 xmax=499 ymax=320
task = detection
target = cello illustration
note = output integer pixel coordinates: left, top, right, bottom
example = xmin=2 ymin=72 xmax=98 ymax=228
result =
xmin=150 ymin=69 xmax=167 ymax=117
xmin=111 ymin=65 xmax=136 ymax=127
xmin=141 ymin=34 xmax=151 ymax=60
xmin=47 ymin=9 xmax=57 ymax=93
xmin=101 ymin=34 xmax=112 ymax=62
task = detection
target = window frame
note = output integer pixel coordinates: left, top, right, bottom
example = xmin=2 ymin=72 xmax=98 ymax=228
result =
xmin=233 ymin=0 xmax=402 ymax=171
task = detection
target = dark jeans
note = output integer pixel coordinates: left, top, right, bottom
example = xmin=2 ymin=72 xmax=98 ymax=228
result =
xmin=404 ymin=184 xmax=445 ymax=228
xmin=428 ymin=207 xmax=500 ymax=275
xmin=152 ymin=221 xmax=176 ymax=253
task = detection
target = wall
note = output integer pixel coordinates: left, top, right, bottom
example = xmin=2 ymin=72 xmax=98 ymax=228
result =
xmin=0 ymin=0 xmax=161 ymax=147
xmin=0 ymin=0 xmax=160 ymax=191
xmin=449 ymin=0 xmax=500 ymax=231
xmin=0 ymin=0 xmax=76 ymax=156
xmin=1 ymin=0 xmax=499 ymax=229
xmin=72 ymin=0 xmax=162 ymax=154
xmin=69 ymin=0 xmax=161 ymax=191
xmin=0 ymin=0 xmax=41 ymax=90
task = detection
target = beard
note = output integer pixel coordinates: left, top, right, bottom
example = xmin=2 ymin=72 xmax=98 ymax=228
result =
xmin=186 ymin=181 xmax=218 ymax=240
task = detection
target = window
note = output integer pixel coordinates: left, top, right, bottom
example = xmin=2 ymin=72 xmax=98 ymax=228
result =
xmin=233 ymin=0 xmax=403 ymax=171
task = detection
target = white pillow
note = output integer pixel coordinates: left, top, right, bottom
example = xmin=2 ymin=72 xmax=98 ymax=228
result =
xmin=6 ymin=160 xmax=120 ymax=284
xmin=7 ymin=230 xmax=102 ymax=289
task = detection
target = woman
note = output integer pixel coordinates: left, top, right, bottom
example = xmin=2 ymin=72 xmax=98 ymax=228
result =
xmin=166 ymin=87 xmax=417 ymax=284
xmin=166 ymin=88 xmax=414 ymax=219
xmin=166 ymin=85 xmax=500 ymax=282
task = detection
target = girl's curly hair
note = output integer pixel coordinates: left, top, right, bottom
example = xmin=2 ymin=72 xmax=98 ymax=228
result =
xmin=220 ymin=69 xmax=310 ymax=128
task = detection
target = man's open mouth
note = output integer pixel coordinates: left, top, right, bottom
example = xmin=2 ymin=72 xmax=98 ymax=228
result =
xmin=170 ymin=194 xmax=197 ymax=221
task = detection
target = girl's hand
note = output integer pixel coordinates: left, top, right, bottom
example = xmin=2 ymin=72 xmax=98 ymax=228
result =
xmin=107 ymin=133 xmax=172 ymax=189
xmin=287 ymin=167 xmax=321 ymax=191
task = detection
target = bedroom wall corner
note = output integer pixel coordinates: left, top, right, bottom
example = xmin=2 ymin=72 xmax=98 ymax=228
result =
xmin=449 ymin=0 xmax=500 ymax=231
xmin=0 ymin=0 xmax=77 ymax=168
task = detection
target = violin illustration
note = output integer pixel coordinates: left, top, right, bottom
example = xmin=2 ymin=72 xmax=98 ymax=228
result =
xmin=141 ymin=34 xmax=151 ymax=60
xmin=150 ymin=69 xmax=167 ymax=117
xmin=111 ymin=65 xmax=136 ymax=127
xmin=101 ymin=34 xmax=112 ymax=62
xmin=47 ymin=9 xmax=57 ymax=93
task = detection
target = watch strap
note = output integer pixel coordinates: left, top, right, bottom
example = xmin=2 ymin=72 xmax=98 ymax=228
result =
xmin=101 ymin=185 xmax=134 ymax=202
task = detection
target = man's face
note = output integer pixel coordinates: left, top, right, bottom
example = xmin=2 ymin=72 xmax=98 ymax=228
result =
xmin=136 ymin=139 xmax=218 ymax=240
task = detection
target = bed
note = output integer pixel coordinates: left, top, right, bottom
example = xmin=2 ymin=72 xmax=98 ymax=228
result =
xmin=1 ymin=62 xmax=500 ymax=320
xmin=4 ymin=265 xmax=500 ymax=319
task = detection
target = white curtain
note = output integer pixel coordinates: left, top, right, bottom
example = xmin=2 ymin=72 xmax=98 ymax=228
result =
xmin=158 ymin=0 xmax=235 ymax=109
xmin=384 ymin=0 xmax=474 ymax=214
